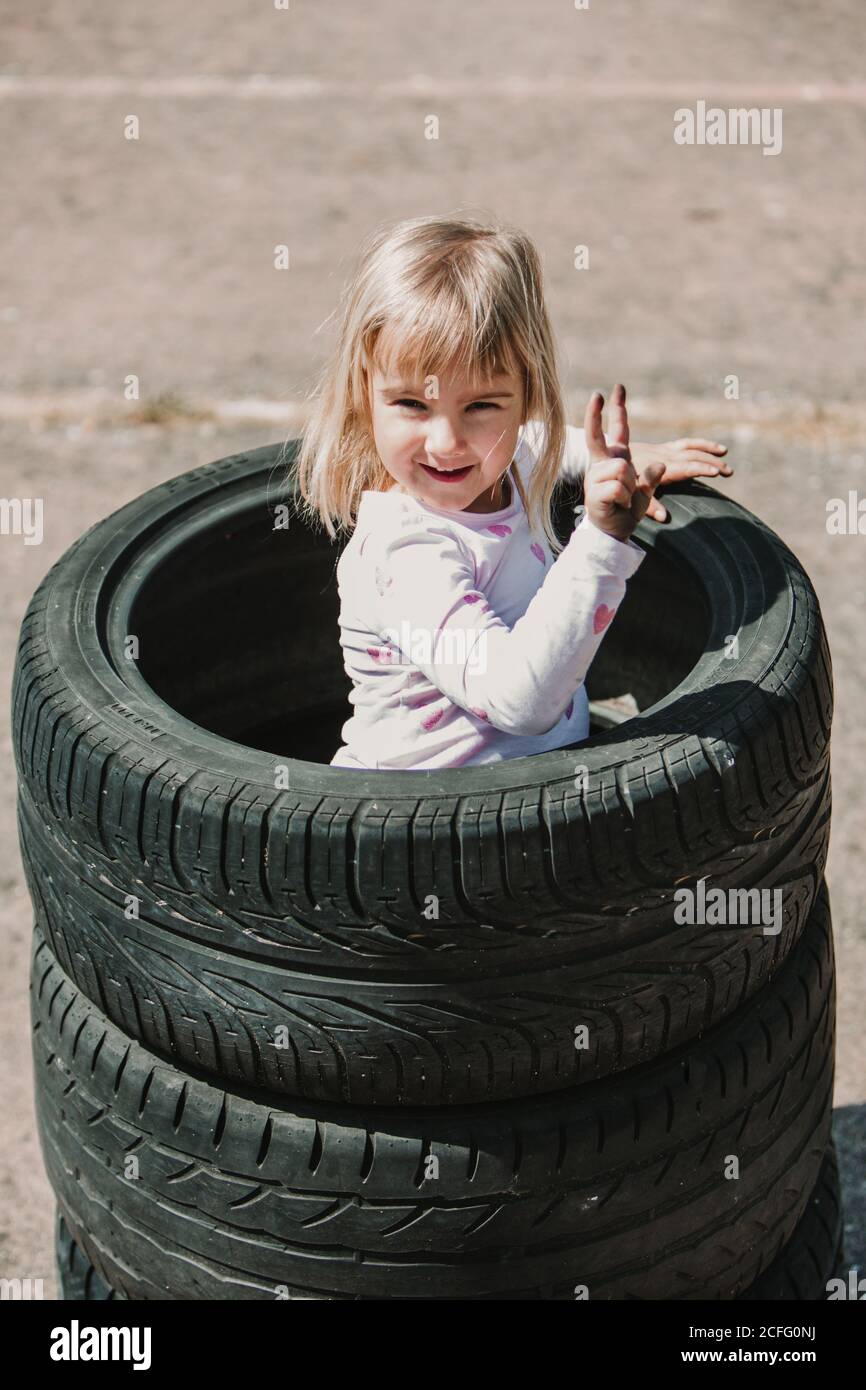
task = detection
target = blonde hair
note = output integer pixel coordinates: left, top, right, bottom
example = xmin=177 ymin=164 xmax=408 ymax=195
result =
xmin=290 ymin=212 xmax=569 ymax=555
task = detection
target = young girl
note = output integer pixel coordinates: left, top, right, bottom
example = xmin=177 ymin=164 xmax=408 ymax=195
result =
xmin=293 ymin=213 xmax=731 ymax=772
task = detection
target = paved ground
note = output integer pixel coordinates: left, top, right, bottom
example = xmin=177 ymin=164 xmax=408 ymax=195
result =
xmin=1 ymin=1 xmax=864 ymax=1297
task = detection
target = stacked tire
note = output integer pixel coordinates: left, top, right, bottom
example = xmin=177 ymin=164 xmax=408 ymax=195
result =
xmin=14 ymin=442 xmax=841 ymax=1299
xmin=55 ymin=1145 xmax=846 ymax=1302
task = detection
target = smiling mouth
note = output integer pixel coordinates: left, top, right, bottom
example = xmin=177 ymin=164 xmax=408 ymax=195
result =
xmin=420 ymin=462 xmax=474 ymax=481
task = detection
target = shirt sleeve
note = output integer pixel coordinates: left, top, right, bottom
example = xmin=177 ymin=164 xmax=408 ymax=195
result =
xmin=373 ymin=514 xmax=645 ymax=738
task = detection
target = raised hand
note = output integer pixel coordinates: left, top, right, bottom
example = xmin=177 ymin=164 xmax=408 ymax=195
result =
xmin=630 ymin=436 xmax=732 ymax=522
xmin=583 ymin=383 xmax=665 ymax=543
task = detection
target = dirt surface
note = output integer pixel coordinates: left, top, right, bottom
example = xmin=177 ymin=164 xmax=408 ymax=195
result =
xmin=1 ymin=1 xmax=863 ymax=1298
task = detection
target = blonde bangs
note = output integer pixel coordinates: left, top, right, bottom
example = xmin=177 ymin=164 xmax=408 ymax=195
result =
xmin=365 ymin=270 xmax=524 ymax=398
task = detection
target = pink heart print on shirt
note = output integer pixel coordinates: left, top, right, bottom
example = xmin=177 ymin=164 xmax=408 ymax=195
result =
xmin=486 ymin=523 xmax=512 ymax=538
xmin=593 ymin=603 xmax=617 ymax=634
xmin=421 ymin=706 xmax=445 ymax=731
xmin=470 ymin=707 xmax=489 ymax=722
xmin=367 ymin=644 xmax=399 ymax=665
xmin=462 ymin=591 xmax=491 ymax=613
xmin=530 ymin=541 xmax=546 ymax=564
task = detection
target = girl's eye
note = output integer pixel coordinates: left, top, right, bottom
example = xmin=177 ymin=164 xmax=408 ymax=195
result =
xmin=392 ymin=399 xmax=499 ymax=412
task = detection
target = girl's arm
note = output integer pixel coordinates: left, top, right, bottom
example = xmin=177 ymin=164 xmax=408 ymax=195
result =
xmin=374 ymin=515 xmax=644 ymax=739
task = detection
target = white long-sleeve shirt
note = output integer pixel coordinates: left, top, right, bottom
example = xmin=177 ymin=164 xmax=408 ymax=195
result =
xmin=330 ymin=421 xmax=645 ymax=771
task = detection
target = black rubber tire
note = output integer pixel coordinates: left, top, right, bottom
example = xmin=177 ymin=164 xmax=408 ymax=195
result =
xmin=736 ymin=1141 xmax=845 ymax=1301
xmin=13 ymin=443 xmax=834 ymax=1106
xmin=55 ymin=1210 xmax=117 ymax=1301
xmin=52 ymin=1145 xmax=844 ymax=1304
xmin=19 ymin=766 xmax=831 ymax=1110
xmin=33 ymin=879 xmax=836 ymax=1301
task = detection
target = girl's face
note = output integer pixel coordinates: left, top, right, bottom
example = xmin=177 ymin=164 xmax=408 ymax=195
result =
xmin=368 ymin=361 xmax=525 ymax=513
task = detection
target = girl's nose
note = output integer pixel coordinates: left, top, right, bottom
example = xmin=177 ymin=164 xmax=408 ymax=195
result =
xmin=426 ymin=415 xmax=465 ymax=456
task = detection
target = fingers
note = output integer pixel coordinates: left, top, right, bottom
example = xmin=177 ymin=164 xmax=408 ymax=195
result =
xmin=635 ymin=460 xmax=666 ymax=497
xmin=607 ymin=382 xmax=629 ymax=450
xmin=629 ymin=461 xmax=666 ymax=525
xmin=680 ymin=454 xmax=733 ymax=473
xmin=594 ymin=479 xmax=633 ymax=511
xmin=589 ymin=454 xmax=637 ymax=488
xmin=583 ymin=391 xmax=608 ymax=460
xmin=670 ymin=460 xmax=724 ymax=476
xmin=655 ymin=458 xmax=735 ymax=488
xmin=644 ymin=495 xmax=668 ymax=523
xmin=678 ymin=439 xmax=727 ymax=454
xmin=673 ymin=441 xmax=733 ymax=473
xmin=584 ymin=384 xmax=632 ymax=461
